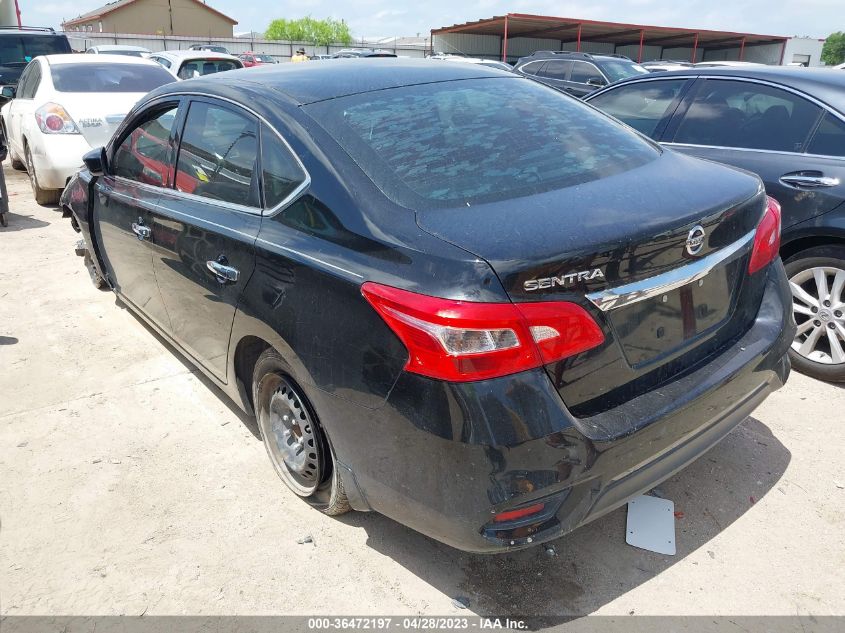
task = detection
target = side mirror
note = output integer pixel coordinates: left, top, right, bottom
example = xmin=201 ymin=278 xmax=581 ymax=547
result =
xmin=83 ymin=147 xmax=107 ymax=176
xmin=1 ymin=86 xmax=16 ymax=99
xmin=587 ymin=77 xmax=607 ymax=88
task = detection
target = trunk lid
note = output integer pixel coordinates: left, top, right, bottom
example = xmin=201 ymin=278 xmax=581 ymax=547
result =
xmin=416 ymin=150 xmax=768 ymax=416
xmin=59 ymin=92 xmax=146 ymax=148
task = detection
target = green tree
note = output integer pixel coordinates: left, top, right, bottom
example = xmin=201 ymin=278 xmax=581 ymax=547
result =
xmin=265 ymin=17 xmax=353 ymax=46
xmin=821 ymin=32 xmax=845 ymax=66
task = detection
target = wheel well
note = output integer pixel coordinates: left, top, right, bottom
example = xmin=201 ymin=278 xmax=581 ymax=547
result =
xmin=233 ymin=335 xmax=271 ymax=415
xmin=781 ymin=235 xmax=845 ymax=263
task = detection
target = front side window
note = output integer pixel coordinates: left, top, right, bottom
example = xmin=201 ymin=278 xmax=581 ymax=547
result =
xmin=570 ymin=61 xmax=604 ymax=84
xmin=588 ymin=79 xmax=688 ymax=137
xmin=308 ymin=77 xmax=658 ymax=209
xmin=806 ymin=112 xmax=845 ymax=157
xmin=673 ymin=79 xmax=821 ymax=152
xmin=175 ymin=101 xmax=258 ymax=206
xmin=261 ymin=126 xmax=307 ymax=209
xmin=50 ymin=63 xmax=173 ymax=92
xmin=112 ymin=105 xmax=179 ymax=187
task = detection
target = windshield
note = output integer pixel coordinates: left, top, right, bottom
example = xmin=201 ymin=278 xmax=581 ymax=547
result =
xmin=0 ymin=34 xmax=71 ymax=67
xmin=178 ymin=58 xmax=240 ymax=79
xmin=51 ymin=63 xmax=174 ymax=92
xmin=601 ymin=60 xmax=649 ymax=82
xmin=254 ymin=55 xmax=275 ymax=63
xmin=307 ymin=77 xmax=657 ymax=209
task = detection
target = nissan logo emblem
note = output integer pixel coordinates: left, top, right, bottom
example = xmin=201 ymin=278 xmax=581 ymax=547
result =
xmin=686 ymin=225 xmax=706 ymax=256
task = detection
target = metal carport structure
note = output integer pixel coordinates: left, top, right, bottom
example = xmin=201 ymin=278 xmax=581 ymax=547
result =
xmin=431 ymin=14 xmax=788 ymax=65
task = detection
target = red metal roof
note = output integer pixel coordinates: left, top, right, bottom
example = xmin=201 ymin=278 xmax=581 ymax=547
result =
xmin=431 ymin=13 xmax=787 ymax=49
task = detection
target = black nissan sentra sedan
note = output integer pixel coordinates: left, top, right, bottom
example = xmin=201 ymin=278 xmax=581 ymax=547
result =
xmin=62 ymin=59 xmax=794 ymax=552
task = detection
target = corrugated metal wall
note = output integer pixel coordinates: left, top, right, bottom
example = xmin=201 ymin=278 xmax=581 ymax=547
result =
xmin=432 ymin=33 xmax=500 ymax=57
xmin=63 ymin=32 xmax=430 ymax=61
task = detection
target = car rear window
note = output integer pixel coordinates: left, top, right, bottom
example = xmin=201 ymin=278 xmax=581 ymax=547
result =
xmin=0 ymin=34 xmax=70 ymax=65
xmin=51 ymin=63 xmax=174 ymax=92
xmin=177 ymin=58 xmax=240 ymax=79
xmin=306 ymin=77 xmax=658 ymax=209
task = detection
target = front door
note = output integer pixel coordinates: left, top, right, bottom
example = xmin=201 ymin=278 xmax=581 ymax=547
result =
xmin=93 ymin=101 xmax=181 ymax=330
xmin=149 ymin=98 xmax=262 ymax=381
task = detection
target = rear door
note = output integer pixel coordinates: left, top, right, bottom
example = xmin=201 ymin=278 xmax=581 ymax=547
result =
xmin=663 ymin=77 xmax=845 ymax=229
xmin=148 ymin=97 xmax=262 ymax=381
xmin=94 ymin=100 xmax=181 ymax=329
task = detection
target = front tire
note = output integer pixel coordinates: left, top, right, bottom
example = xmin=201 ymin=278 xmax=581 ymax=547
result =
xmin=25 ymin=144 xmax=60 ymax=205
xmin=252 ymin=348 xmax=350 ymax=515
xmin=784 ymin=246 xmax=845 ymax=383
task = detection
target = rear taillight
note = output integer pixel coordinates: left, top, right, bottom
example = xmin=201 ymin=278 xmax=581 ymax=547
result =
xmin=748 ymin=196 xmax=782 ymax=274
xmin=35 ymin=103 xmax=79 ymax=135
xmin=361 ymin=282 xmax=604 ymax=382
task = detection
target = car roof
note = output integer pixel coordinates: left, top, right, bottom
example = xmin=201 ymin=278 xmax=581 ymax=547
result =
xmin=91 ymin=44 xmax=150 ymax=51
xmin=43 ymin=53 xmax=159 ymax=66
xmin=163 ymin=58 xmax=515 ymax=104
xmin=600 ymin=66 xmax=845 ymax=112
xmin=154 ymin=50 xmax=239 ymax=60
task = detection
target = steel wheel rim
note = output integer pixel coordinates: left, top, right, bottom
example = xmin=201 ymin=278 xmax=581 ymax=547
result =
xmin=789 ymin=265 xmax=845 ymax=365
xmin=257 ymin=374 xmax=323 ymax=496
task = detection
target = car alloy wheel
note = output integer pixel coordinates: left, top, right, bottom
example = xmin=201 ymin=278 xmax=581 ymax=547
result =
xmin=789 ymin=266 xmax=845 ymax=366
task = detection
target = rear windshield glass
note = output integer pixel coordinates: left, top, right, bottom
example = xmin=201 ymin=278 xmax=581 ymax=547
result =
xmin=307 ymin=77 xmax=658 ymax=209
xmin=0 ymin=35 xmax=70 ymax=65
xmin=51 ymin=63 xmax=174 ymax=92
xmin=178 ymin=58 xmax=240 ymax=79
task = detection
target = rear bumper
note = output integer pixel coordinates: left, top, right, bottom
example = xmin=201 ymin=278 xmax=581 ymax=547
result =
xmin=29 ymin=133 xmax=90 ymax=190
xmin=313 ymin=262 xmax=794 ymax=552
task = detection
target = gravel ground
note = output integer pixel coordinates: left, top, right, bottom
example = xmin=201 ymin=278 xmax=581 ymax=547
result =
xmin=1 ymin=166 xmax=844 ymax=618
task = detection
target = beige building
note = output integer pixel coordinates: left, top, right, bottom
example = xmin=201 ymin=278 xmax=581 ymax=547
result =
xmin=62 ymin=0 xmax=237 ymax=37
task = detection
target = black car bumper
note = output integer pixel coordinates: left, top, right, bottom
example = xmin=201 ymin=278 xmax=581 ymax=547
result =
xmin=312 ymin=262 xmax=794 ymax=553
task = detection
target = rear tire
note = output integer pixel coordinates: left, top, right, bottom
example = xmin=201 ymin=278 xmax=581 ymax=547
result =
xmin=252 ymin=348 xmax=351 ymax=515
xmin=784 ymin=246 xmax=845 ymax=383
xmin=0 ymin=212 xmax=6 ymax=227
xmin=25 ymin=144 xmax=60 ymax=205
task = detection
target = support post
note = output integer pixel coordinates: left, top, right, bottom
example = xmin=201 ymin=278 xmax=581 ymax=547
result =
xmin=691 ymin=32 xmax=698 ymax=63
xmin=502 ymin=15 xmax=508 ymax=62
xmin=637 ymin=29 xmax=644 ymax=62
xmin=576 ymin=23 xmax=582 ymax=52
xmin=739 ymin=36 xmax=746 ymax=61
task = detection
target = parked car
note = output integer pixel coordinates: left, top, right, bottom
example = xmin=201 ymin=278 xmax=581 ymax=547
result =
xmin=188 ymin=44 xmax=231 ymax=55
xmin=0 ymin=54 xmax=174 ymax=204
xmin=238 ymin=52 xmax=276 ymax=67
xmin=85 ymin=45 xmax=151 ymax=57
xmin=149 ymin=50 xmax=243 ymax=79
xmin=430 ymin=54 xmax=513 ymax=72
xmin=332 ymin=48 xmax=397 ymax=58
xmin=694 ymin=61 xmax=766 ymax=68
xmin=513 ymin=51 xmax=648 ymax=97
xmin=641 ymin=60 xmax=694 ymax=73
xmin=63 ymin=60 xmax=793 ymax=552
xmin=309 ymin=54 xmax=333 ymax=61
xmin=0 ymin=27 xmax=71 ymax=100
xmin=585 ymin=66 xmax=845 ymax=381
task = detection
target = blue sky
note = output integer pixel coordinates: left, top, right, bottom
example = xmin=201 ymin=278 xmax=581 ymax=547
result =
xmin=25 ymin=1 xmax=835 ymax=39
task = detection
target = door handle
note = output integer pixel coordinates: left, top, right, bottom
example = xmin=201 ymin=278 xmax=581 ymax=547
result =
xmin=779 ymin=173 xmax=840 ymax=189
xmin=207 ymin=257 xmax=239 ymax=283
xmin=131 ymin=221 xmax=151 ymax=240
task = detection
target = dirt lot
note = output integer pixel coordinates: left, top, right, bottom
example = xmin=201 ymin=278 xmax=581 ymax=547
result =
xmin=1 ymin=165 xmax=844 ymax=619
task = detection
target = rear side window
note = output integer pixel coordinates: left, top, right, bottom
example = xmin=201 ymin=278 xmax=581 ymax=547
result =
xmin=113 ymin=105 xmax=179 ymax=187
xmin=806 ymin=112 xmax=845 ymax=157
xmin=538 ymin=60 xmax=570 ymax=80
xmin=175 ymin=101 xmax=259 ymax=206
xmin=50 ymin=63 xmax=173 ymax=92
xmin=570 ymin=61 xmax=603 ymax=84
xmin=261 ymin=126 xmax=307 ymax=209
xmin=517 ymin=61 xmax=546 ymax=76
xmin=673 ymin=79 xmax=821 ymax=152
xmin=588 ymin=79 xmax=687 ymax=137
xmin=308 ymin=77 xmax=658 ymax=208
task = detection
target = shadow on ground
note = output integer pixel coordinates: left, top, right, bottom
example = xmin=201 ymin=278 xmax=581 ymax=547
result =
xmin=339 ymin=417 xmax=789 ymax=623
xmin=0 ymin=210 xmax=49 ymax=232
